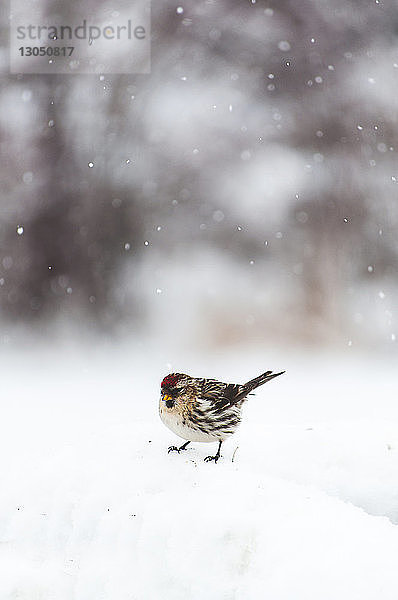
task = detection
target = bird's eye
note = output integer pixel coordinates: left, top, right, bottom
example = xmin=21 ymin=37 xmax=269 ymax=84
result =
xmin=162 ymin=388 xmax=177 ymax=398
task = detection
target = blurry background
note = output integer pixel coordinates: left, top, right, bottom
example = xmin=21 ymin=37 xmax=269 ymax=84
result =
xmin=0 ymin=0 xmax=397 ymax=353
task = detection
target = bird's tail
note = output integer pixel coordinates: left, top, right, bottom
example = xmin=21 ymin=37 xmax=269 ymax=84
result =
xmin=243 ymin=370 xmax=285 ymax=393
xmin=224 ymin=370 xmax=285 ymax=407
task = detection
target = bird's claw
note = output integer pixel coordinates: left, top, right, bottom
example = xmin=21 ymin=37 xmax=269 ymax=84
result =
xmin=168 ymin=445 xmax=189 ymax=454
xmin=204 ymin=454 xmax=221 ymax=463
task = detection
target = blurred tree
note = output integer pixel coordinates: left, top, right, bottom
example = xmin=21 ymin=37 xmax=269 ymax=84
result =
xmin=0 ymin=0 xmax=397 ymax=346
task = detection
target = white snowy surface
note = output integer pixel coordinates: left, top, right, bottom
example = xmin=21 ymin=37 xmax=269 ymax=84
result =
xmin=1 ymin=344 xmax=398 ymax=599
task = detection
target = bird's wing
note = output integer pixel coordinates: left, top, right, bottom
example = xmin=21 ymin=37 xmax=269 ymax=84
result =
xmin=198 ymin=370 xmax=285 ymax=411
xmin=199 ymin=379 xmax=243 ymax=411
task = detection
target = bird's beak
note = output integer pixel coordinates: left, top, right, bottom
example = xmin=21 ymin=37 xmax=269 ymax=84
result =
xmin=162 ymin=394 xmax=173 ymax=403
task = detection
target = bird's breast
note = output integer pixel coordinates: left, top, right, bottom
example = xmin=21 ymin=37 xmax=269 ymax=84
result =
xmin=159 ymin=400 xmax=219 ymax=443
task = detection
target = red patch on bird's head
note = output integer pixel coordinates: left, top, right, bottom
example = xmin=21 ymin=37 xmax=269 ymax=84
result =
xmin=161 ymin=374 xmax=180 ymax=389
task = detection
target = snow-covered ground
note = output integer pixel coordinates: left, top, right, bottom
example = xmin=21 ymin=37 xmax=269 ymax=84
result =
xmin=1 ymin=343 xmax=398 ymax=599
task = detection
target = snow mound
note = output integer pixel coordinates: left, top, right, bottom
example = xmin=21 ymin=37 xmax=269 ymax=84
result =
xmin=0 ymin=348 xmax=397 ymax=598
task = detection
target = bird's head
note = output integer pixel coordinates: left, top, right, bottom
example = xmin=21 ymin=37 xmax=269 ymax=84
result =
xmin=160 ymin=373 xmax=189 ymax=408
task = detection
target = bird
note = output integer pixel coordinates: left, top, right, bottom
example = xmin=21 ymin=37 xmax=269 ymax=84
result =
xmin=159 ymin=370 xmax=285 ymax=463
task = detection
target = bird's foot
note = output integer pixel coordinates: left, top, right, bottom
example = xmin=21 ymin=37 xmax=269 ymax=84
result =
xmin=168 ymin=441 xmax=190 ymax=454
xmin=204 ymin=453 xmax=221 ymax=463
xmin=204 ymin=441 xmax=222 ymax=463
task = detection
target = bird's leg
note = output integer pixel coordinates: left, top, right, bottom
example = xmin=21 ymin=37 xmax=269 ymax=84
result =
xmin=204 ymin=441 xmax=222 ymax=463
xmin=168 ymin=441 xmax=191 ymax=454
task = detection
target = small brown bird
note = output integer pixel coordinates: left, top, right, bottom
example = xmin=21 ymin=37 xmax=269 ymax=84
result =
xmin=159 ymin=370 xmax=285 ymax=463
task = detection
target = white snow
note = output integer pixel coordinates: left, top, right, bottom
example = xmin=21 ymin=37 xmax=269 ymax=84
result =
xmin=1 ymin=345 xmax=398 ymax=599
